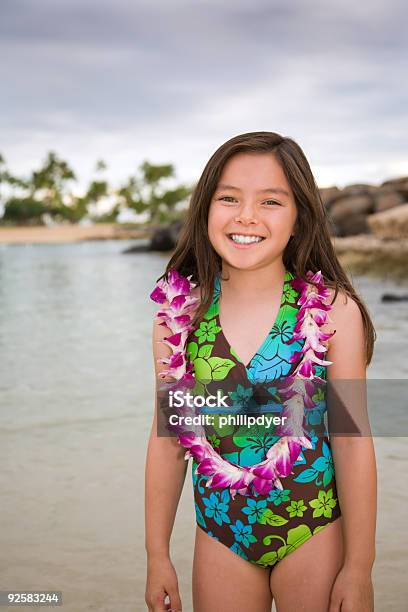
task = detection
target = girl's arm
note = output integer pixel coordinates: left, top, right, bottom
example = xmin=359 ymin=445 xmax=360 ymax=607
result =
xmin=144 ymin=317 xmax=188 ymax=612
xmin=326 ymin=292 xmax=377 ymax=612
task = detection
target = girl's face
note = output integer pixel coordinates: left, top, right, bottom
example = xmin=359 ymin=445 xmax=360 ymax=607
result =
xmin=208 ymin=152 xmax=298 ymax=272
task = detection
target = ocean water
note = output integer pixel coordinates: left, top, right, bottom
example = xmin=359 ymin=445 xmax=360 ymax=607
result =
xmin=0 ymin=240 xmax=407 ymax=611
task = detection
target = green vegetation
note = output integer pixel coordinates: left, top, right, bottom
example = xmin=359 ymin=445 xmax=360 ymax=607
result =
xmin=0 ymin=152 xmax=193 ymax=226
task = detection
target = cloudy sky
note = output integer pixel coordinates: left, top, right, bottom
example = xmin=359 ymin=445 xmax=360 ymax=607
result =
xmin=1 ymin=0 xmax=407 ymax=192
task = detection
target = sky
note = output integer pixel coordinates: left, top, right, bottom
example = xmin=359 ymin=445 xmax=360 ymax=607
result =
xmin=1 ymin=0 xmax=407 ymax=195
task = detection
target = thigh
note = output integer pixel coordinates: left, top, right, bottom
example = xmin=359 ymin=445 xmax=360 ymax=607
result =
xmin=269 ymin=516 xmax=344 ymax=612
xmin=193 ymin=525 xmax=273 ymax=612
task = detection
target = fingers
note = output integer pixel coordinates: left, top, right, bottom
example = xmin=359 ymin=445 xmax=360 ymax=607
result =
xmin=166 ymin=588 xmax=182 ymax=612
xmin=147 ymin=590 xmax=182 ymax=612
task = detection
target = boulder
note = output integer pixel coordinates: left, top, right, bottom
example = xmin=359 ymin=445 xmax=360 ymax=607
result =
xmin=122 ymin=219 xmax=184 ymax=253
xmin=319 ymin=186 xmax=341 ymax=209
xmin=329 ymin=195 xmax=373 ymax=236
xmin=367 ymin=203 xmax=408 ymax=239
xmin=381 ymin=176 xmax=408 ymax=199
xmin=373 ymin=186 xmax=405 ymax=212
xmin=333 ymin=234 xmax=408 ymax=280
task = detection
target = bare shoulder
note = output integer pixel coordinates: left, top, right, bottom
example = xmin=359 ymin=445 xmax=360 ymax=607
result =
xmin=323 ymin=286 xmax=363 ymax=333
xmin=322 ymin=285 xmax=366 ymax=375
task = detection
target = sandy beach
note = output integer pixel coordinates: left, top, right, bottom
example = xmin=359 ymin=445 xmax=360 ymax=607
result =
xmin=0 ymin=223 xmax=149 ymax=244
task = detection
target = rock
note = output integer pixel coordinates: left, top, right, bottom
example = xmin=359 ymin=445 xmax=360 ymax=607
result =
xmin=373 ymin=187 xmax=405 ymax=212
xmin=325 ymin=184 xmax=377 ymax=210
xmin=333 ymin=234 xmax=408 ymax=280
xmin=381 ymin=293 xmax=408 ymax=302
xmin=319 ymin=187 xmax=341 ymax=209
xmin=381 ymin=176 xmax=408 ymax=199
xmin=150 ymin=219 xmax=183 ymax=251
xmin=367 ymin=203 xmax=408 ymax=239
xmin=329 ymin=195 xmax=374 ymax=236
xmin=122 ymin=219 xmax=184 ymax=253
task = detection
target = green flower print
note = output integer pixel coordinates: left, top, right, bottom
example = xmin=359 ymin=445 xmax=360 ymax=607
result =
xmin=194 ymin=319 xmax=221 ymax=344
xmin=283 ymin=283 xmax=298 ymax=304
xmin=285 ymin=499 xmax=307 ymax=518
xmin=207 ymin=434 xmax=220 ymax=448
xmin=309 ymin=488 xmax=337 ymax=518
xmin=241 ymin=498 xmax=268 ymax=524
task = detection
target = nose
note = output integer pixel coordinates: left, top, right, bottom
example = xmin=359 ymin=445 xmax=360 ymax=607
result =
xmin=234 ymin=200 xmax=258 ymax=224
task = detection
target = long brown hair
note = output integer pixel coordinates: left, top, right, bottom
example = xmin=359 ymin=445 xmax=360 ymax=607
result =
xmin=156 ymin=131 xmax=376 ymax=365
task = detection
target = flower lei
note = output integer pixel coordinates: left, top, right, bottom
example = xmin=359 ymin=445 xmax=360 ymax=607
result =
xmin=150 ymin=268 xmax=335 ymax=499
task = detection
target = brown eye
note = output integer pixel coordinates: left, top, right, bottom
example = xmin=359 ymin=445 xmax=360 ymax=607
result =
xmin=219 ymin=196 xmax=236 ymax=203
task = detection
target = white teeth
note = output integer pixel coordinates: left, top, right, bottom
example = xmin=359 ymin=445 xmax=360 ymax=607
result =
xmin=230 ymin=234 xmax=264 ymax=244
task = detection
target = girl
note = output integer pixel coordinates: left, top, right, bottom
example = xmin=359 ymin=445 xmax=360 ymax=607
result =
xmin=145 ymin=132 xmax=377 ymax=612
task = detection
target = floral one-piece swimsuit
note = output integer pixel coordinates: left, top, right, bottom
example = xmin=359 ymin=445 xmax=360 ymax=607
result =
xmin=185 ymin=269 xmax=342 ymax=569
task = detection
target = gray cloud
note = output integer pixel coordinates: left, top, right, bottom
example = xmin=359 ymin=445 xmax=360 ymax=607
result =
xmin=0 ymin=0 xmax=407 ymax=188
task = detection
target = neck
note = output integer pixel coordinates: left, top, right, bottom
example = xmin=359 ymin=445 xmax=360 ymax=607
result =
xmin=220 ymin=260 xmax=286 ymax=296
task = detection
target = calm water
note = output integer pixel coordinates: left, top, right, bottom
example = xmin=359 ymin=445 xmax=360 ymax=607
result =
xmin=0 ymin=241 xmax=407 ymax=611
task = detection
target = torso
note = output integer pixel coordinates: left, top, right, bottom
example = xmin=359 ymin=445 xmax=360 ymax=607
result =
xmin=185 ymin=268 xmax=342 ymax=567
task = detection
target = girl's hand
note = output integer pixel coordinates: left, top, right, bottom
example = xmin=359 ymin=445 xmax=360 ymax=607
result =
xmin=145 ymin=556 xmax=182 ymax=612
xmin=329 ymin=563 xmax=374 ymax=612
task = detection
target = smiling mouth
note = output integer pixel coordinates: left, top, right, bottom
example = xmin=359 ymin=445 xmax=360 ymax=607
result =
xmin=227 ymin=233 xmax=266 ymax=244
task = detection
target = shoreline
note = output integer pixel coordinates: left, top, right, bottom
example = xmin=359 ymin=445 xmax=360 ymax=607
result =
xmin=0 ymin=223 xmax=150 ymax=244
xmin=1 ymin=224 xmax=407 ymax=281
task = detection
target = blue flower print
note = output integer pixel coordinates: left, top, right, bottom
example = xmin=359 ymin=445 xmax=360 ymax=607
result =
xmin=194 ymin=502 xmax=207 ymax=529
xmin=231 ymin=542 xmax=248 ymax=559
xmin=230 ymin=520 xmax=257 ymax=548
xmin=242 ymin=498 xmax=268 ymax=523
xmin=305 ymin=404 xmax=325 ymax=426
xmin=294 ymin=440 xmax=334 ymax=487
xmin=228 ymin=384 xmax=254 ymax=412
xmin=267 ymin=488 xmax=291 ymax=506
xmin=202 ymin=491 xmax=231 ymax=526
xmin=207 ymin=531 xmax=219 ymax=541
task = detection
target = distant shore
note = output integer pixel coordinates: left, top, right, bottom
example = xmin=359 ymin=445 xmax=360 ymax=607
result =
xmin=0 ymin=223 xmax=150 ymax=244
